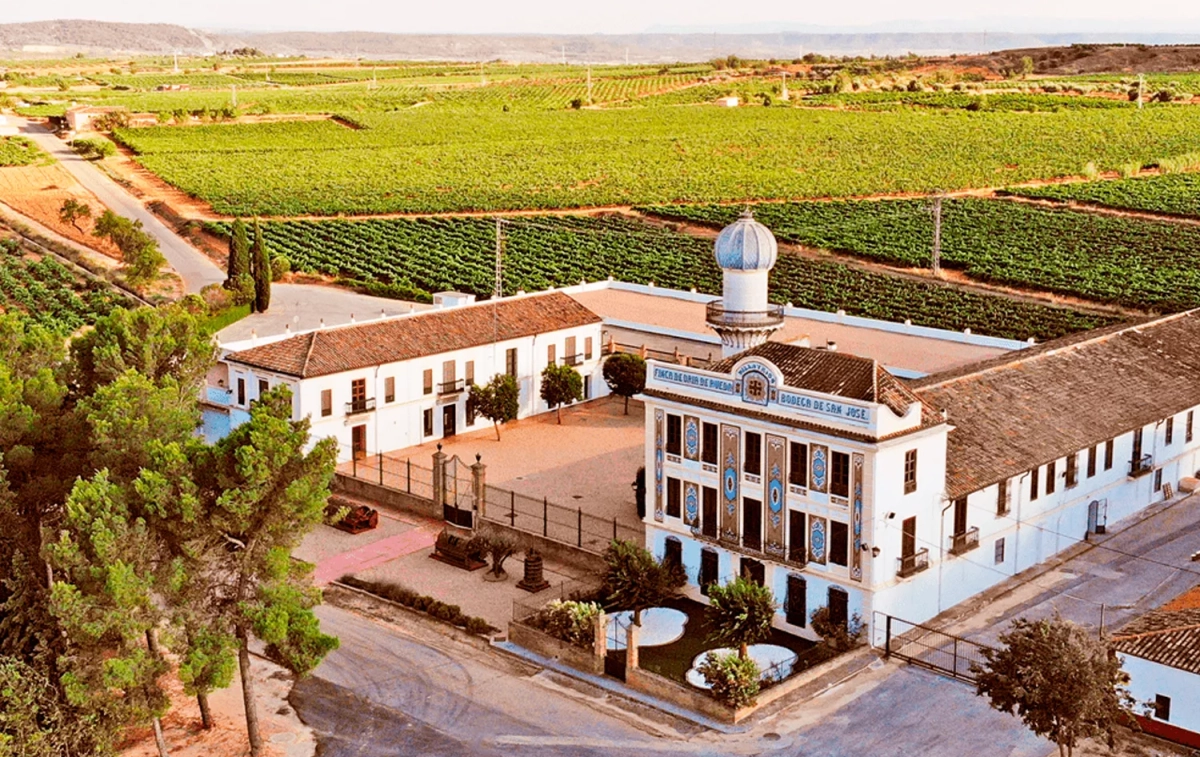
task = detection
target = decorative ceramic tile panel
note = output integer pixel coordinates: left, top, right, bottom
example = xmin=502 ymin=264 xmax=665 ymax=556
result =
xmin=765 ymin=434 xmax=787 ymax=559
xmin=720 ymin=424 xmax=741 ymax=543
xmin=684 ymin=415 xmax=700 ymax=461
xmin=684 ymin=481 xmax=700 ymax=529
xmin=852 ymin=453 xmax=864 ymax=582
xmin=809 ymin=515 xmax=827 ymax=565
xmin=654 ymin=409 xmax=664 ymax=522
xmin=810 ymin=444 xmax=829 ymax=494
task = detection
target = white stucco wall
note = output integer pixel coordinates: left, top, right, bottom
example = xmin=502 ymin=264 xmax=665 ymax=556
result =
xmin=1121 ymin=654 xmax=1200 ymax=737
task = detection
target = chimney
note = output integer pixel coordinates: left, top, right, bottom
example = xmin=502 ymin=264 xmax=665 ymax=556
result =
xmin=826 ymin=340 xmax=837 ymax=351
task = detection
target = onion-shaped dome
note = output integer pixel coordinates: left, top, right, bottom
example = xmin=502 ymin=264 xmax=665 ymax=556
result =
xmin=713 ymin=209 xmax=778 ymax=271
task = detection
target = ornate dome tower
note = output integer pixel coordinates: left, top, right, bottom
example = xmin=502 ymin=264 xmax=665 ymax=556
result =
xmin=706 ymin=209 xmax=784 ymax=358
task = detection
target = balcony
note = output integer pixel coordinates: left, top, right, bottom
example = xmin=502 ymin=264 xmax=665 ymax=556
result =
xmin=345 ymin=398 xmax=376 ymax=416
xmin=705 ymin=301 xmax=785 ymax=330
xmin=438 ymin=379 xmax=465 ymax=397
xmin=897 ymin=548 xmax=930 ymax=578
xmin=786 ymin=545 xmax=808 ymax=567
xmin=949 ymin=527 xmax=980 ymax=556
xmin=561 ymin=353 xmax=584 ymax=367
xmin=1129 ymin=454 xmax=1154 ymax=478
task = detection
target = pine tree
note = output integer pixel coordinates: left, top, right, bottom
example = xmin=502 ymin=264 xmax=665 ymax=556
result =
xmin=251 ymin=220 xmax=271 ymax=313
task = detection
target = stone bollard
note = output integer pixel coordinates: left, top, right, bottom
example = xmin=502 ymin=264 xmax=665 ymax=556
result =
xmin=471 ymin=453 xmax=486 ymax=519
xmin=594 ymin=611 xmax=607 ymax=660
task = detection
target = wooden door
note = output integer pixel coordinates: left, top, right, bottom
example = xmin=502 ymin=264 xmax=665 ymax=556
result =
xmin=351 ymin=425 xmax=366 ymax=460
xmin=702 ymin=487 xmax=718 ymax=538
xmin=699 ymin=548 xmax=718 ymax=595
xmin=902 ymin=516 xmax=916 ymax=558
xmin=786 ymin=574 xmax=807 ymax=627
xmin=742 ymin=497 xmax=762 ymax=551
xmin=442 ymin=404 xmax=457 ymax=438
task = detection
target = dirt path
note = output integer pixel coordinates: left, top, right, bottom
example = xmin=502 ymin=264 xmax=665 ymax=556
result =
xmin=996 ymin=191 xmax=1200 ymax=227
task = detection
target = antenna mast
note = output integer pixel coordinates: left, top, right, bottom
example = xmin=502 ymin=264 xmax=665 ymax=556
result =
xmin=931 ymin=191 xmax=944 ymax=276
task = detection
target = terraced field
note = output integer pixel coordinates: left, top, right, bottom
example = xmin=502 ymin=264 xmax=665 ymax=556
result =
xmin=205 ymin=215 xmax=1114 ymax=341
xmin=1004 ymin=174 xmax=1200 ymax=217
xmin=643 ymin=199 xmax=1200 ymax=312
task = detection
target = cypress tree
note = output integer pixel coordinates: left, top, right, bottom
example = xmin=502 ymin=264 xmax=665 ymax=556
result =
xmin=251 ymin=219 xmax=271 ymax=313
xmin=226 ymin=219 xmax=250 ymax=284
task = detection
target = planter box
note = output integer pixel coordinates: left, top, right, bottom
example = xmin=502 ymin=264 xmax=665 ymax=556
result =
xmin=509 ymin=621 xmax=605 ymax=676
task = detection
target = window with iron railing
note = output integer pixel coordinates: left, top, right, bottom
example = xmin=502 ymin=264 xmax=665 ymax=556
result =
xmin=898 ymin=548 xmax=929 ymax=578
xmin=949 ymin=526 xmax=980 ymax=556
xmin=438 ymin=379 xmax=465 ymax=396
xmin=345 ymin=397 xmax=376 ymax=416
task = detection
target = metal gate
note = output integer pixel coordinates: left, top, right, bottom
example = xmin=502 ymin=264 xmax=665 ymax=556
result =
xmin=878 ymin=613 xmax=994 ymax=683
xmin=442 ymin=455 xmax=474 ymax=529
xmin=605 ymin=614 xmax=630 ymax=681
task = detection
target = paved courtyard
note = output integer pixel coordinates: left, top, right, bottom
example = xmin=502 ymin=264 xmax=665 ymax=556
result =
xmin=354 ymin=395 xmax=646 ymax=530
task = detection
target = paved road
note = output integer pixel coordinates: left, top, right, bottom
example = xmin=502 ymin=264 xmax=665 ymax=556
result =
xmin=14 ymin=117 xmax=226 ymax=293
xmin=947 ymin=495 xmax=1200 ymax=648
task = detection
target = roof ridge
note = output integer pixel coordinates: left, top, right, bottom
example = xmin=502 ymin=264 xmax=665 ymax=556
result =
xmin=1112 ymin=621 xmax=1200 ymax=643
xmin=914 ymin=308 xmax=1200 ymax=392
xmin=301 ymin=332 xmax=318 ymax=377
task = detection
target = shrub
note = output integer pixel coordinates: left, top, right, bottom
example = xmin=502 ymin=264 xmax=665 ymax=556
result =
xmin=70 ymin=138 xmax=116 ymax=160
xmin=529 ymin=599 xmax=601 ymax=648
xmin=270 ymin=255 xmax=290 ymax=281
xmin=465 ymin=617 xmax=493 ymax=635
xmin=810 ymin=607 xmax=865 ymax=652
xmin=699 ymin=651 xmax=760 ymax=709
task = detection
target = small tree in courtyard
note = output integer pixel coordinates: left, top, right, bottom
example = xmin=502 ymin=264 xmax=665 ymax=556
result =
xmin=602 ymin=539 xmax=685 ymax=626
xmin=475 ymin=525 xmax=521 ymax=579
xmin=540 ymin=363 xmax=582 ymax=424
xmin=469 ymin=373 xmax=519 ymax=440
xmin=602 ymin=352 xmax=646 ymax=415
xmin=972 ymin=615 xmax=1132 ymax=757
xmin=706 ymin=576 xmax=775 ymax=660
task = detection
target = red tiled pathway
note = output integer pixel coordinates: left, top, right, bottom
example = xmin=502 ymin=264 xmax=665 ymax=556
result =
xmin=312 ymin=527 xmax=438 ymax=586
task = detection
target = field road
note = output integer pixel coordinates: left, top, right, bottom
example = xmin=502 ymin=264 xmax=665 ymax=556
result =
xmin=13 ymin=117 xmax=226 ymax=294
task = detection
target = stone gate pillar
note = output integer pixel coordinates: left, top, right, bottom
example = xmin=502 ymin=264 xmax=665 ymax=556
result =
xmin=472 ymin=453 xmax=486 ymax=520
xmin=432 ymin=443 xmax=446 ymax=511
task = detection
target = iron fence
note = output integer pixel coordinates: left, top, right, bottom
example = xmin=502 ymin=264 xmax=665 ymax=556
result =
xmin=604 ymin=341 xmax=715 ymax=369
xmin=482 ymin=483 xmax=643 ymax=555
xmin=877 ymin=613 xmax=993 ymax=683
xmin=511 ymin=579 xmax=599 ymax=623
xmin=345 ymin=453 xmax=435 ymax=501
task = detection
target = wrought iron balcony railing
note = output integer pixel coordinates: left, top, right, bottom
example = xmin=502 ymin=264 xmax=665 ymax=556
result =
xmin=705 ymin=301 xmax=785 ymax=329
xmin=345 ymin=398 xmax=376 ymax=416
xmin=438 ymin=379 xmax=465 ymax=396
xmin=561 ymin=353 xmax=584 ymax=367
xmin=897 ymin=548 xmax=930 ymax=578
xmin=1129 ymin=454 xmax=1154 ymax=478
xmin=949 ymin=526 xmax=980 ymax=556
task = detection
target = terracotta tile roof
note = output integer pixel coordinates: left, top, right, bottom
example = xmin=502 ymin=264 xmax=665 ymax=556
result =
xmin=911 ymin=310 xmax=1200 ymax=500
xmin=226 ymin=292 xmax=600 ymax=379
xmin=709 ymin=341 xmax=924 ymax=418
xmin=1112 ymin=586 xmax=1200 ymax=674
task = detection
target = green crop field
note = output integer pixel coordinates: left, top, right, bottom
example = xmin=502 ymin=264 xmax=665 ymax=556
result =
xmin=205 ymin=215 xmax=1113 ymax=341
xmin=1004 ymin=174 xmax=1200 ymax=217
xmin=643 ymin=198 xmax=1200 ymax=312
xmin=0 ymin=241 xmax=126 ymax=333
xmin=801 ymin=91 xmax=1139 ymax=111
xmin=113 ymin=106 xmax=1200 ymax=216
xmin=0 ymin=136 xmax=48 ymax=166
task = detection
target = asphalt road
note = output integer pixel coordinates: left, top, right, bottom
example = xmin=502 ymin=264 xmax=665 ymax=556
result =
xmin=14 ymin=117 xmax=226 ymax=294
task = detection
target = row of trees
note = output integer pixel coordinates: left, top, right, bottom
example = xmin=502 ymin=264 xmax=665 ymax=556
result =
xmin=58 ymin=200 xmax=166 ymax=290
xmin=224 ymin=218 xmax=273 ymax=312
xmin=0 ymin=303 xmax=339 ymax=756
xmin=467 ymin=352 xmax=648 ymax=441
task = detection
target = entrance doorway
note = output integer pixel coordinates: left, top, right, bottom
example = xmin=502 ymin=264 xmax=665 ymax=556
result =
xmin=442 ymin=405 xmax=457 ymax=438
xmin=351 ymin=425 xmax=367 ymax=460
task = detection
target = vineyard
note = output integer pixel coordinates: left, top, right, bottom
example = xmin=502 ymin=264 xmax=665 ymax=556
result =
xmin=204 ymin=215 xmax=1113 ymax=341
xmin=112 ymin=105 xmax=1200 ymax=215
xmin=802 ymin=91 xmax=1138 ymax=111
xmin=1004 ymin=174 xmax=1200 ymax=217
xmin=642 ymin=199 xmax=1200 ymax=312
xmin=0 ymin=239 xmax=126 ymax=333
xmin=0 ymin=137 xmax=48 ymax=167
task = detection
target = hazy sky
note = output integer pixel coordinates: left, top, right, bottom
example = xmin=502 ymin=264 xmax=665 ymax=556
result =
xmin=2 ymin=0 xmax=1199 ymax=35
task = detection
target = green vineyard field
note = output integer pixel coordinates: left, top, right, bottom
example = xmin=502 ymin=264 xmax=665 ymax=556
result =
xmin=1004 ymin=174 xmax=1200 ymax=217
xmin=642 ymin=199 xmax=1200 ymax=312
xmin=205 ymin=215 xmax=1114 ymax=341
xmin=115 ymin=106 xmax=1200 ymax=215
xmin=0 ymin=241 xmax=125 ymax=333
xmin=0 ymin=136 xmax=48 ymax=166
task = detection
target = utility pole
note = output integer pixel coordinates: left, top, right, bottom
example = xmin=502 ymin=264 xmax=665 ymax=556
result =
xmin=231 ymin=84 xmax=237 ymax=107
xmin=1137 ymin=74 xmax=1145 ymax=110
xmin=494 ymin=217 xmax=505 ymax=298
xmin=562 ymin=45 xmax=566 ymax=65
xmin=931 ymin=192 xmax=944 ymax=276
xmin=173 ymin=51 xmax=180 ymax=74
xmin=780 ymin=71 xmax=789 ymax=102
xmin=480 ymin=61 xmax=486 ymax=85
xmin=586 ymin=66 xmax=593 ymax=106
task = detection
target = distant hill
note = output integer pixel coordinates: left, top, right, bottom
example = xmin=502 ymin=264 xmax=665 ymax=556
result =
xmin=0 ymin=20 xmax=216 ymax=54
xmin=1 ymin=20 xmax=1199 ymax=64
